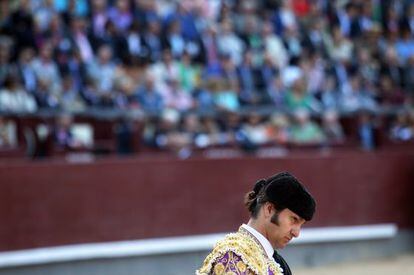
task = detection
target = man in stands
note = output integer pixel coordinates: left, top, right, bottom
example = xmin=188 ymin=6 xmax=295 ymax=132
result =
xmin=197 ymin=172 xmax=316 ymax=275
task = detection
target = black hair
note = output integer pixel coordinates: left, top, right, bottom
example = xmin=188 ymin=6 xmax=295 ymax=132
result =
xmin=244 ymin=179 xmax=283 ymax=218
xmin=244 ymin=172 xmax=316 ymax=221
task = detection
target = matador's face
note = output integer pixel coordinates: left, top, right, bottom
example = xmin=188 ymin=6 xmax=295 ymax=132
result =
xmin=264 ymin=205 xmax=305 ymax=249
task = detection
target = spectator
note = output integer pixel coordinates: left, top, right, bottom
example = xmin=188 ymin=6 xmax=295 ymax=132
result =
xmin=340 ymin=75 xmax=377 ymax=112
xmin=266 ymin=113 xmax=290 ymax=146
xmin=262 ymin=22 xmax=288 ymax=69
xmin=358 ymin=111 xmax=376 ymax=151
xmin=320 ymin=75 xmax=341 ymax=110
xmin=389 ymin=111 xmax=413 ymax=142
xmin=326 ymin=26 xmax=354 ymax=63
xmin=159 ymin=76 xmax=194 ymax=112
xmin=59 ymin=74 xmax=85 ymax=111
xmin=87 ymin=44 xmax=117 ymax=97
xmin=322 ymin=110 xmax=345 ymax=144
xmin=394 ymin=29 xmax=414 ymax=64
xmin=217 ymin=19 xmax=244 ymax=66
xmin=107 ymin=0 xmax=133 ymax=33
xmin=133 ymin=74 xmax=164 ymax=114
xmin=164 ymin=2 xmax=199 ymax=41
xmin=90 ymin=0 xmax=109 ymax=39
xmin=149 ymin=49 xmax=179 ymax=93
xmin=35 ymin=79 xmax=60 ymax=108
xmin=177 ymin=51 xmax=200 ymax=93
xmin=403 ymin=55 xmax=414 ymax=98
xmin=377 ymin=75 xmax=405 ymax=106
xmin=199 ymin=23 xmax=219 ymax=66
xmin=0 ymin=37 xmax=14 ymax=86
xmin=213 ymin=78 xmax=240 ymax=112
xmin=53 ymin=113 xmax=76 ymax=149
xmin=17 ymin=47 xmax=37 ymax=94
xmin=284 ymin=77 xmax=320 ymax=112
xmin=142 ymin=19 xmax=163 ymax=62
xmin=0 ymin=116 xmax=17 ymax=148
xmin=31 ymin=41 xmax=62 ymax=93
xmin=290 ymin=109 xmax=325 ymax=145
xmin=0 ymin=72 xmax=37 ymax=113
xmin=163 ymin=19 xmax=186 ymax=59
xmin=237 ymin=50 xmax=261 ymax=105
xmin=69 ymin=16 xmax=94 ymax=63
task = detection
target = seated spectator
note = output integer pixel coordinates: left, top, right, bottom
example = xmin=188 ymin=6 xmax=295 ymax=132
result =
xmin=389 ymin=111 xmax=414 ymax=142
xmin=17 ymin=47 xmax=37 ymax=94
xmin=178 ymin=113 xmax=203 ymax=153
xmin=358 ymin=111 xmax=376 ymax=151
xmin=326 ymin=26 xmax=354 ymax=63
xmin=163 ymin=19 xmax=186 ymax=59
xmin=289 ymin=109 xmax=325 ymax=145
xmin=126 ymin=21 xmax=145 ymax=65
xmin=239 ymin=112 xmax=269 ymax=147
xmin=340 ymin=75 xmax=377 ymax=112
xmin=142 ymin=19 xmax=163 ymax=62
xmin=320 ymin=75 xmax=341 ymax=110
xmin=403 ymin=55 xmax=414 ymax=97
xmin=149 ymin=49 xmax=179 ymax=93
xmin=262 ymin=21 xmax=288 ymax=69
xmin=107 ymin=0 xmax=133 ymax=33
xmin=69 ymin=16 xmax=94 ymax=63
xmin=34 ymin=78 xmax=60 ymax=109
xmin=237 ymin=50 xmax=261 ymax=105
xmin=59 ymin=74 xmax=86 ymax=111
xmin=87 ymin=44 xmax=117 ymax=97
xmin=151 ymin=108 xmax=186 ymax=151
xmin=322 ymin=110 xmax=345 ymax=144
xmin=377 ymin=75 xmax=405 ymax=106
xmin=193 ymin=79 xmax=215 ymax=112
xmin=266 ymin=113 xmax=290 ymax=146
xmin=266 ymin=75 xmax=286 ymax=108
xmin=132 ymin=74 xmax=164 ymax=114
xmin=177 ymin=51 xmax=200 ymax=93
xmin=197 ymin=116 xmax=221 ymax=147
xmin=53 ymin=113 xmax=76 ymax=149
xmin=159 ymin=76 xmax=194 ymax=112
xmin=217 ymin=19 xmax=244 ymax=66
xmin=31 ymin=41 xmax=62 ymax=94
xmin=257 ymin=54 xmax=279 ymax=103
xmin=0 ymin=116 xmax=17 ymax=148
xmin=0 ymin=72 xmax=37 ymax=113
xmin=212 ymin=78 xmax=240 ymax=112
xmin=284 ymin=77 xmax=320 ymax=112
xmin=217 ymin=111 xmax=243 ymax=146
xmin=394 ymin=29 xmax=414 ymax=64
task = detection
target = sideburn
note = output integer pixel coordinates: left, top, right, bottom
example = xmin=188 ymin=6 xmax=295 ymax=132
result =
xmin=270 ymin=211 xmax=280 ymax=226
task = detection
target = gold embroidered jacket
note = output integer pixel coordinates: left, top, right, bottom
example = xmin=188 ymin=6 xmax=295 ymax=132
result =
xmin=196 ymin=227 xmax=283 ymax=275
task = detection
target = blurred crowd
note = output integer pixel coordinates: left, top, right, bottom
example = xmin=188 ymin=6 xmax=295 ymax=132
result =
xmin=1 ymin=0 xmax=414 ymax=152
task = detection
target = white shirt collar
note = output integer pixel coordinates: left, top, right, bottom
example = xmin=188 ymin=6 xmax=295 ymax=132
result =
xmin=241 ymin=224 xmax=274 ymax=259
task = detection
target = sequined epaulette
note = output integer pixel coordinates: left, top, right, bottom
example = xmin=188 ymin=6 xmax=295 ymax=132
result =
xmin=196 ymin=227 xmax=283 ymax=274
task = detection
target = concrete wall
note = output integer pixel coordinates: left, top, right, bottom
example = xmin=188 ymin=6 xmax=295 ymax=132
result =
xmin=0 ymin=230 xmax=412 ymax=275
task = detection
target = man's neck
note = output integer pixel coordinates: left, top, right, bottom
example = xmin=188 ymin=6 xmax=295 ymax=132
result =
xmin=247 ymin=218 xmax=267 ymax=239
xmin=242 ymin=222 xmax=274 ymax=259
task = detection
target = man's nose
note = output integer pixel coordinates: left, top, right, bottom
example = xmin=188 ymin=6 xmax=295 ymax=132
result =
xmin=291 ymin=227 xmax=300 ymax=238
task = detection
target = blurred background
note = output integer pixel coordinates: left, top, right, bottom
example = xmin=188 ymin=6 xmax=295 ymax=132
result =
xmin=0 ymin=0 xmax=414 ymax=274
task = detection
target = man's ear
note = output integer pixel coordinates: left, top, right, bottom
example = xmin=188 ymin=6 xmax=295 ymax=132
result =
xmin=263 ymin=202 xmax=274 ymax=219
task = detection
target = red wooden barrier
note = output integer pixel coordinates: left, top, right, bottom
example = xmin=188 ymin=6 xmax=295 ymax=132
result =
xmin=0 ymin=150 xmax=413 ymax=251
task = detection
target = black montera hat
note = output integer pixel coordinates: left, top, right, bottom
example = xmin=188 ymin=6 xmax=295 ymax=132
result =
xmin=258 ymin=172 xmax=316 ymax=221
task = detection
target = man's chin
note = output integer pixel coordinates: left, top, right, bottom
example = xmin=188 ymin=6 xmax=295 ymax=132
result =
xmin=275 ymin=242 xmax=286 ymax=249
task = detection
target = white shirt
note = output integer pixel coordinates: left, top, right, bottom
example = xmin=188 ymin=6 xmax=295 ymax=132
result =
xmin=241 ymin=224 xmax=274 ymax=259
